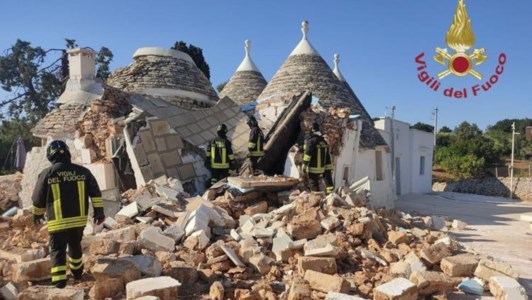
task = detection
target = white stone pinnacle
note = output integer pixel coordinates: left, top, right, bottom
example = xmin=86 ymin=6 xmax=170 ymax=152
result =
xmin=333 ymin=53 xmax=347 ymax=82
xmin=236 ymin=39 xmax=260 ymax=72
xmin=290 ymin=20 xmax=319 ymax=56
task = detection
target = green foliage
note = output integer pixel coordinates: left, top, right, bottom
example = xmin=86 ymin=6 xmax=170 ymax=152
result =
xmin=439 ymin=126 xmax=452 ymax=133
xmin=96 ymin=47 xmax=113 ymax=81
xmin=411 ymin=122 xmax=434 ymax=133
xmin=216 ymin=81 xmax=227 ymax=93
xmin=172 ymin=41 xmax=211 ymax=80
xmin=435 ymin=121 xmax=501 ymax=179
xmin=0 ymin=40 xmax=62 ymax=121
xmin=0 ymin=118 xmax=40 ymax=172
xmin=0 ymin=39 xmax=114 ymax=121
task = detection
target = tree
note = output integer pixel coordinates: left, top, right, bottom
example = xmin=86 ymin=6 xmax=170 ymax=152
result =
xmin=216 ymin=81 xmax=227 ymax=93
xmin=411 ymin=122 xmax=434 ymax=133
xmin=439 ymin=126 xmax=452 ymax=133
xmin=0 ymin=39 xmax=114 ymax=121
xmin=172 ymin=41 xmax=210 ymax=80
xmin=95 ymin=47 xmax=113 ymax=80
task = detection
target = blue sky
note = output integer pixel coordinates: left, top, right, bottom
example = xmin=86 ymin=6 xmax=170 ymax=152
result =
xmin=1 ymin=0 xmax=530 ymax=130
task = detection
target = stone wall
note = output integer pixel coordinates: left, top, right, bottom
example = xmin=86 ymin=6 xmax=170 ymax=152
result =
xmin=433 ymin=177 xmax=532 ymax=201
xmin=127 ymin=117 xmax=208 ymax=194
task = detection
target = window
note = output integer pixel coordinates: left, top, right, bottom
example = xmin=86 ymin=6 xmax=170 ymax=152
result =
xmin=420 ymin=156 xmax=426 ymax=175
xmin=375 ymin=151 xmax=383 ymax=181
xmin=343 ymin=166 xmax=349 ymax=182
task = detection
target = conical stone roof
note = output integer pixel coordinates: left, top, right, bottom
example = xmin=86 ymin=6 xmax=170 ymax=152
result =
xmin=219 ymin=40 xmax=267 ymax=105
xmin=107 ymin=47 xmax=218 ymax=109
xmin=257 ymin=21 xmax=386 ymax=148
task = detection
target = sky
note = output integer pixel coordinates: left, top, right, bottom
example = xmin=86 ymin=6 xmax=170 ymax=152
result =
xmin=0 ymin=0 xmax=531 ymax=131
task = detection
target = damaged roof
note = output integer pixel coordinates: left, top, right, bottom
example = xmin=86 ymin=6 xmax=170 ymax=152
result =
xmin=256 ymin=22 xmax=387 ymax=149
xmin=107 ymin=47 xmax=219 ymax=109
xmin=32 ymin=103 xmax=87 ymax=139
xmin=127 ymin=94 xmax=249 ymax=154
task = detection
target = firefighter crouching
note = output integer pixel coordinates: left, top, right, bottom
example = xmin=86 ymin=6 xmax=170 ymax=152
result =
xmin=247 ymin=116 xmax=264 ymax=174
xmin=302 ymin=122 xmax=335 ymax=194
xmin=31 ymin=140 xmax=105 ymax=288
xmin=205 ymin=124 xmax=235 ymax=187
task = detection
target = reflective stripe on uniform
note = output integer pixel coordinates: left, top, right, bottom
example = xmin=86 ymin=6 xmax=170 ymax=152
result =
xmin=51 ymin=183 xmax=62 ymax=220
xmin=248 ymin=142 xmax=256 ymax=148
xmin=303 ymin=154 xmax=311 ymax=162
xmin=32 ymin=206 xmax=45 ymax=215
xmin=52 ymin=274 xmax=67 ymax=282
xmin=77 ymin=181 xmax=85 ymax=216
xmin=326 ymin=186 xmax=334 ymax=194
xmin=48 ymin=215 xmax=88 ymax=232
xmin=69 ymin=256 xmax=83 ymax=264
xmin=250 ymin=151 xmax=264 ymax=157
xmin=69 ymin=262 xmax=83 ymax=270
xmin=92 ymin=196 xmax=103 ymax=208
xmin=51 ymin=265 xmax=67 ymax=273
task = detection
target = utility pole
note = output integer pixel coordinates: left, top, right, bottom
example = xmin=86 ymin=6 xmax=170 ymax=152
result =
xmin=510 ymin=122 xmax=520 ymax=199
xmin=390 ymin=106 xmax=396 ymax=176
xmin=432 ymin=106 xmax=438 ymax=146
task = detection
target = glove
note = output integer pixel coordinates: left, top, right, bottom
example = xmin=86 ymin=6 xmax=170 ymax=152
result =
xmin=94 ymin=214 xmax=105 ymax=225
xmin=33 ymin=214 xmax=45 ymax=226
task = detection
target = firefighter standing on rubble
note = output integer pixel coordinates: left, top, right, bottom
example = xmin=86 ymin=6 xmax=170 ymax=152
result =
xmin=302 ymin=122 xmax=334 ymax=194
xmin=205 ymin=124 xmax=235 ymax=186
xmin=31 ymin=140 xmax=105 ymax=288
xmin=246 ymin=115 xmax=264 ymax=174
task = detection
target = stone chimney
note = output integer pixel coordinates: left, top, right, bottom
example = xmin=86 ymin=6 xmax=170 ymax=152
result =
xmin=67 ymin=48 xmax=97 ymax=81
xmin=58 ymin=48 xmax=103 ymax=105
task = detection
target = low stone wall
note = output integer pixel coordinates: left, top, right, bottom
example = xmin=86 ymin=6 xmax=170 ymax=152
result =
xmin=433 ymin=177 xmax=532 ymax=201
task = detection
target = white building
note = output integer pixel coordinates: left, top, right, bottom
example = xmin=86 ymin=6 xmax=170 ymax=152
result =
xmin=375 ymin=118 xmax=434 ymax=195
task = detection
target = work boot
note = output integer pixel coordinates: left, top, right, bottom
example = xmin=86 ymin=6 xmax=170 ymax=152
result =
xmin=72 ymin=269 xmax=83 ymax=280
xmin=54 ymin=280 xmax=67 ymax=289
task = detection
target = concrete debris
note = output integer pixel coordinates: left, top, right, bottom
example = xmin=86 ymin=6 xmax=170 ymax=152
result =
xmin=488 ymin=276 xmax=527 ymax=300
xmin=126 ymin=276 xmax=181 ymax=300
xmin=0 ymin=175 xmax=523 ymax=299
xmin=139 ymin=226 xmax=176 ymax=252
xmin=373 ymin=278 xmax=418 ymax=300
xmin=122 ymin=255 xmax=162 ymax=277
xmin=18 ymin=286 xmax=84 ymax=300
xmin=0 ymin=282 xmax=18 ymax=300
xmin=304 ymin=270 xmax=350 ymax=293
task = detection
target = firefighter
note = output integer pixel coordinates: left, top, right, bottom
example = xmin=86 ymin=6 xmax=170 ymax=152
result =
xmin=246 ymin=115 xmax=264 ymax=174
xmin=205 ymin=124 xmax=235 ymax=186
xmin=302 ymin=122 xmax=334 ymax=194
xmin=31 ymin=140 xmax=105 ymax=288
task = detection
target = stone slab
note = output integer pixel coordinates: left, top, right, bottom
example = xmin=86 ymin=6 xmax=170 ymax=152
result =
xmin=126 ymin=276 xmax=181 ymax=300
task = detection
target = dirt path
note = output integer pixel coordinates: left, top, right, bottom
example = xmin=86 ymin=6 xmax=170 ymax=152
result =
xmin=396 ymin=192 xmax=532 ymax=295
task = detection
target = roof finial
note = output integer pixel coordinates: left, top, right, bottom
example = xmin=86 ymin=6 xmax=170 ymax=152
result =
xmin=334 ymin=53 xmax=340 ymax=69
xmin=333 ymin=53 xmax=346 ymax=82
xmin=244 ymin=40 xmax=251 ymax=57
xmin=301 ymin=20 xmax=309 ymax=40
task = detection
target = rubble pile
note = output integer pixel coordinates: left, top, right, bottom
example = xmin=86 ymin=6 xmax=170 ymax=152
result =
xmin=76 ymin=88 xmax=132 ymax=162
xmin=0 ymin=172 xmax=22 ymax=212
xmin=300 ymin=106 xmax=353 ymax=155
xmin=0 ymin=176 xmax=527 ymax=300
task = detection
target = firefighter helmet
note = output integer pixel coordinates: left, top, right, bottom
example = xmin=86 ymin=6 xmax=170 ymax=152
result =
xmin=247 ymin=115 xmax=258 ymax=127
xmin=310 ymin=122 xmax=320 ymax=133
xmin=46 ymin=140 xmax=70 ymax=162
xmin=217 ymin=124 xmax=228 ymax=135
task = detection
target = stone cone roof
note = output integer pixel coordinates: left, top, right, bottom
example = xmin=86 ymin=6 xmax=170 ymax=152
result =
xmin=220 ymin=40 xmax=267 ymax=105
xmin=107 ymin=47 xmax=218 ymax=109
xmin=220 ymin=71 xmax=266 ymax=106
xmin=257 ymin=22 xmax=386 ymax=148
